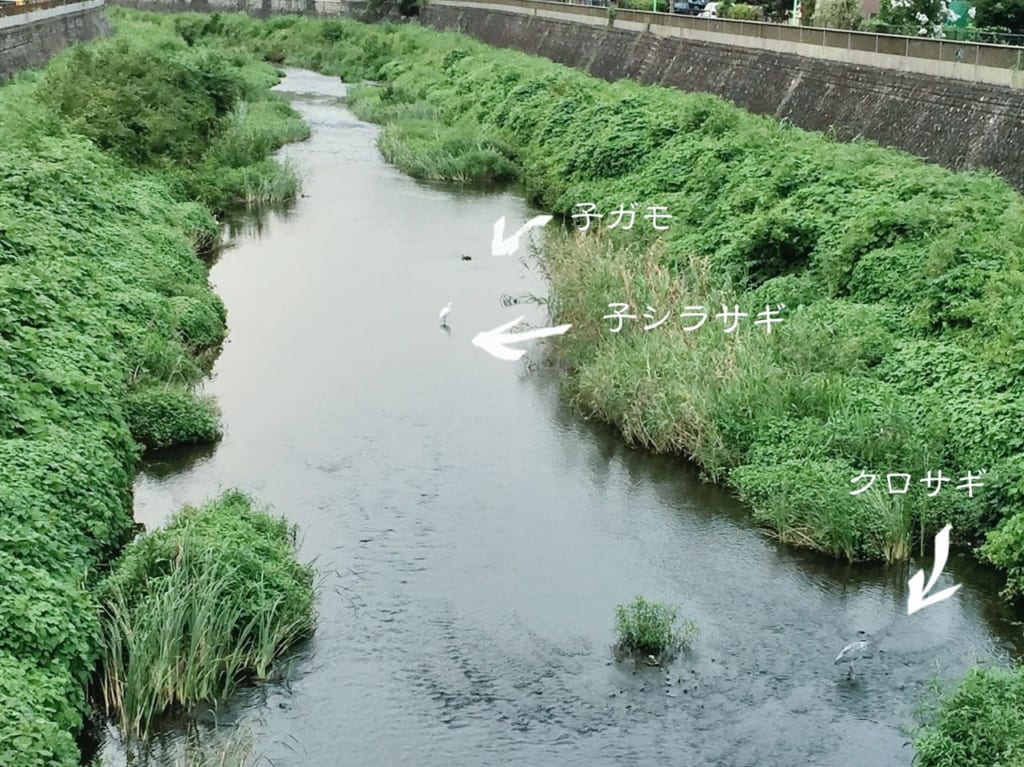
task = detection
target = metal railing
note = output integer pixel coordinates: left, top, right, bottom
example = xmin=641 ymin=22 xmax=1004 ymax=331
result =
xmin=863 ymin=22 xmax=1024 ymax=47
xmin=0 ymin=0 xmax=87 ymax=17
xmin=446 ymin=0 xmax=1024 ymax=74
xmin=559 ymin=0 xmax=1024 ymax=45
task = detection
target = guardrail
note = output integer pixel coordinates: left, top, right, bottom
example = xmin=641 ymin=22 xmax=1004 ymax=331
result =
xmin=0 ymin=0 xmax=85 ymax=16
xmin=868 ymin=23 xmax=1024 ymax=47
xmin=437 ymin=0 xmax=1024 ymax=82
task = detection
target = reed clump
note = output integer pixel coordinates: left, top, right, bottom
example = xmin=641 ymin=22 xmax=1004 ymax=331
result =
xmin=614 ymin=595 xmax=698 ymax=660
xmin=96 ymin=490 xmax=317 ymax=745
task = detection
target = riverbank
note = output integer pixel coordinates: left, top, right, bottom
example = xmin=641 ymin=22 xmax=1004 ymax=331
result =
xmin=101 ymin=16 xmax=1024 ymax=762
xmin=0 ymin=15 xmax=311 ymax=765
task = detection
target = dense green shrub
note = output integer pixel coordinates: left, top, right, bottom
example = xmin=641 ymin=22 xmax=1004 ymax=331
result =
xmin=977 ymin=512 xmax=1024 ymax=599
xmin=97 ymin=490 xmax=317 ymax=743
xmin=913 ymin=665 xmax=1024 ymax=767
xmin=39 ymin=41 xmax=241 ymax=168
xmin=720 ymin=2 xmax=765 ymax=19
xmin=0 ymin=695 xmax=81 ymax=767
xmin=37 ymin=15 xmax=307 ymax=214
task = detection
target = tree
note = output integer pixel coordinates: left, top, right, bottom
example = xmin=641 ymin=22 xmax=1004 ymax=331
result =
xmin=812 ymin=0 xmax=863 ymax=27
xmin=974 ymin=0 xmax=1024 ymax=31
xmin=874 ymin=0 xmax=951 ymax=34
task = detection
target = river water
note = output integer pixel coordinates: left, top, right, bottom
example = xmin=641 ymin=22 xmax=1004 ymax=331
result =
xmin=107 ymin=69 xmax=1024 ymax=767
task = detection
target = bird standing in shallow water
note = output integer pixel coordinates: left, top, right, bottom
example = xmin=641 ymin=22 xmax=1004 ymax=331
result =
xmin=438 ymin=302 xmax=452 ymax=326
xmin=835 ymin=633 xmax=874 ymax=680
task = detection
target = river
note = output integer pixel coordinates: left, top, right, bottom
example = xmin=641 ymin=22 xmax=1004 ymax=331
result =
xmin=103 ymin=68 xmax=1024 ymax=767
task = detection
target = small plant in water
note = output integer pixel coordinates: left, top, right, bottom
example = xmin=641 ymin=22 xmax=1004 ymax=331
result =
xmin=614 ymin=595 xmax=698 ymax=661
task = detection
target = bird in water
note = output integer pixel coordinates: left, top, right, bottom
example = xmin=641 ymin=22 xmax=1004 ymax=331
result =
xmin=835 ymin=631 xmax=876 ymax=680
xmin=460 ymin=254 xmax=472 ymax=261
xmin=438 ymin=301 xmax=452 ymax=326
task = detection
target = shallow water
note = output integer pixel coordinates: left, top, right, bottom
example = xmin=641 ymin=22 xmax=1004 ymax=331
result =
xmin=106 ymin=69 xmax=1024 ymax=767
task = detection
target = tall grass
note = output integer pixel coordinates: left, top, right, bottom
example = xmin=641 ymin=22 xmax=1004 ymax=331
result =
xmin=170 ymin=728 xmax=262 ymax=767
xmin=115 ymin=722 xmax=267 ymax=767
xmin=536 ymin=229 xmax=937 ymax=561
xmin=373 ymin=118 xmax=518 ymax=181
xmin=97 ymin=490 xmax=317 ymax=746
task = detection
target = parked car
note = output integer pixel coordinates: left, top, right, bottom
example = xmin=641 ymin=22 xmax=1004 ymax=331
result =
xmin=698 ymin=1 xmax=717 ymax=15
xmin=672 ymin=0 xmax=706 ymax=13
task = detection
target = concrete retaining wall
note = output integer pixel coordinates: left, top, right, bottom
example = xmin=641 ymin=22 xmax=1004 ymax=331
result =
xmin=0 ymin=0 xmax=110 ymax=80
xmin=422 ymin=0 xmax=1024 ymax=192
xmin=433 ymin=0 xmax=1024 ymax=88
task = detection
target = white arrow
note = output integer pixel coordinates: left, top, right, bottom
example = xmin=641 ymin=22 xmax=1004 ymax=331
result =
xmin=907 ymin=524 xmax=962 ymax=615
xmin=491 ymin=215 xmax=553 ymax=256
xmin=472 ymin=316 xmax=572 ymax=361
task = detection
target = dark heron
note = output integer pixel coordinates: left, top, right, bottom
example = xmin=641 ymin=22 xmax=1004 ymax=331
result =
xmin=834 ymin=631 xmax=876 ymax=680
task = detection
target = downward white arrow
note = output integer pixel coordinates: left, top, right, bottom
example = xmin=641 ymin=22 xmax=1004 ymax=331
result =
xmin=491 ymin=215 xmax=553 ymax=256
xmin=472 ymin=316 xmax=572 ymax=361
xmin=907 ymin=524 xmax=962 ymax=615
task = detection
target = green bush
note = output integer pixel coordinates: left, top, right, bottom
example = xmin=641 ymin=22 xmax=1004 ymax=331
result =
xmin=36 ymin=14 xmax=308 ymax=214
xmin=913 ymin=665 xmax=1024 ymax=767
xmin=0 ymin=699 xmax=80 ymax=767
xmin=614 ymin=595 xmax=698 ymax=657
xmin=0 ymin=553 xmax=100 ymax=688
xmin=977 ymin=512 xmax=1024 ymax=599
xmin=97 ymin=490 xmax=317 ymax=742
xmin=721 ymin=2 xmax=765 ymax=19
xmin=38 ymin=40 xmax=243 ymax=169
xmin=0 ymin=653 xmax=84 ymax=734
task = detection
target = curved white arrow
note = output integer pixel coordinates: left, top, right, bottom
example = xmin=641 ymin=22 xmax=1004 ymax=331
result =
xmin=472 ymin=316 xmax=572 ymax=361
xmin=491 ymin=215 xmax=553 ymax=256
xmin=907 ymin=524 xmax=962 ymax=615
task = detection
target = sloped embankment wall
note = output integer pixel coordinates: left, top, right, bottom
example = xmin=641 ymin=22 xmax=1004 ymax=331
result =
xmin=421 ymin=3 xmax=1024 ymax=192
xmin=0 ymin=1 xmax=110 ymax=80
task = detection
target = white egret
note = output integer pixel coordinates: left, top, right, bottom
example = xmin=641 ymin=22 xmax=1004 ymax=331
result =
xmin=438 ymin=302 xmax=452 ymax=325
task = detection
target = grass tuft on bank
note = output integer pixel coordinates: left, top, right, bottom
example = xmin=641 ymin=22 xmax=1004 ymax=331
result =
xmin=97 ymin=490 xmax=317 ymax=744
